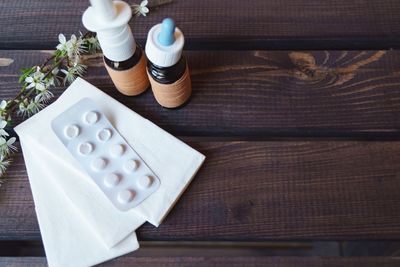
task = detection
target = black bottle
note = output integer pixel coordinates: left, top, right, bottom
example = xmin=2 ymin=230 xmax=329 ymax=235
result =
xmin=147 ymin=56 xmax=187 ymax=84
xmin=145 ymin=18 xmax=192 ymax=108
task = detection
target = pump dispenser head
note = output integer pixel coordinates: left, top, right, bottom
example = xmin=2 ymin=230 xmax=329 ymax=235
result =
xmin=82 ymin=0 xmax=135 ymax=62
xmin=146 ymin=18 xmax=184 ymax=68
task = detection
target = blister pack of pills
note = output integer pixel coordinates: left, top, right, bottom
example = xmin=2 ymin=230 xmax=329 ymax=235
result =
xmin=51 ymin=98 xmax=160 ymax=211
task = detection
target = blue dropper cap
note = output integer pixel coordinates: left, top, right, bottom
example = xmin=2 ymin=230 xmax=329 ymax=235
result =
xmin=158 ymin=18 xmax=176 ymax=46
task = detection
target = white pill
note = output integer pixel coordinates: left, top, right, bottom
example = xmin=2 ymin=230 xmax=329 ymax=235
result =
xmin=91 ymin=157 xmax=107 ymax=171
xmin=117 ymin=189 xmax=135 ymax=204
xmin=137 ymin=175 xmax=152 ymax=189
xmin=78 ymin=142 xmax=93 ymax=155
xmin=110 ymin=144 xmax=125 ymax=157
xmin=97 ymin=128 xmax=112 ymax=142
xmin=64 ymin=124 xmax=80 ymax=139
xmin=104 ymin=173 xmax=120 ymax=188
xmin=123 ymin=159 xmax=138 ymax=173
xmin=84 ymin=111 xmax=99 ymax=125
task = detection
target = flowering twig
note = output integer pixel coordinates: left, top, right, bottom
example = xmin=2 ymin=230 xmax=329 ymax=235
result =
xmin=0 ymin=0 xmax=162 ymax=184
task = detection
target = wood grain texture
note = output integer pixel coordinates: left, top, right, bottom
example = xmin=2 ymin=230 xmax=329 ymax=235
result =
xmin=1 ymin=50 xmax=400 ymax=137
xmin=1 ymin=256 xmax=400 ymax=267
xmin=1 ymin=141 xmax=400 ymax=241
xmin=342 ymin=241 xmax=400 ymax=256
xmin=0 ymin=240 xmax=342 ymax=257
xmin=0 ymin=0 xmax=400 ymax=49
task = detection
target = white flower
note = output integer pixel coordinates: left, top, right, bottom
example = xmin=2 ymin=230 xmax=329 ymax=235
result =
xmin=36 ymin=90 xmax=54 ymax=103
xmin=44 ymin=75 xmax=55 ymax=87
xmin=56 ymin=34 xmax=68 ymax=51
xmin=57 ymin=34 xmax=85 ymax=58
xmin=133 ymin=0 xmax=149 ymax=16
xmin=25 ymin=67 xmax=46 ymax=91
xmin=86 ymin=36 xmax=100 ymax=51
xmin=18 ymin=98 xmax=45 ymax=117
xmin=61 ymin=63 xmax=87 ymax=85
xmin=0 ymin=136 xmax=16 ymax=155
xmin=66 ymin=34 xmax=85 ymax=58
xmin=51 ymin=67 xmax=63 ymax=85
xmin=18 ymin=100 xmax=28 ymax=115
xmin=73 ymin=62 xmax=87 ymax=76
xmin=27 ymin=100 xmax=44 ymax=115
xmin=61 ymin=68 xmax=76 ymax=85
xmin=0 ymin=120 xmax=8 ymax=137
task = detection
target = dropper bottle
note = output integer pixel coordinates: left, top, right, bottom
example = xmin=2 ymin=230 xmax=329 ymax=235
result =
xmin=82 ymin=0 xmax=149 ymax=96
xmin=145 ymin=18 xmax=192 ymax=108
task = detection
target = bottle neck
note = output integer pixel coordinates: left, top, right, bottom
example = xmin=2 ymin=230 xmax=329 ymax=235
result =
xmin=147 ymin=56 xmax=186 ymax=84
xmin=104 ymin=43 xmax=142 ymax=71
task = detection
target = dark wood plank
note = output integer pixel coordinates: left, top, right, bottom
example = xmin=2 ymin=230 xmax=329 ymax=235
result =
xmin=1 ymin=50 xmax=400 ymax=137
xmin=1 ymin=141 xmax=400 ymax=241
xmin=342 ymin=241 xmax=400 ymax=256
xmin=0 ymin=240 xmax=342 ymax=257
xmin=0 ymin=0 xmax=399 ymax=49
xmin=1 ymin=256 xmax=400 ymax=267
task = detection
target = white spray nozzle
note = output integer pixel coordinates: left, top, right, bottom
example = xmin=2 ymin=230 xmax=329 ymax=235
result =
xmin=83 ymin=0 xmax=135 ymax=62
xmin=89 ymin=0 xmax=117 ymax=21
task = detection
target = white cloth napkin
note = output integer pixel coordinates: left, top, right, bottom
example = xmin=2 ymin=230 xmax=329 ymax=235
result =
xmin=20 ymin=139 xmax=140 ymax=267
xmin=14 ymin=78 xmax=206 ymax=267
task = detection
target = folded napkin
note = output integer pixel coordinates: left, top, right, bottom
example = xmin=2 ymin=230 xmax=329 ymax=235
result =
xmin=15 ymin=78 xmax=205 ymax=266
xmin=20 ymin=139 xmax=140 ymax=267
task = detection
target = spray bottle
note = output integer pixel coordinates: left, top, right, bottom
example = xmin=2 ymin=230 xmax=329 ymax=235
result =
xmin=145 ymin=18 xmax=192 ymax=108
xmin=82 ymin=0 xmax=149 ymax=96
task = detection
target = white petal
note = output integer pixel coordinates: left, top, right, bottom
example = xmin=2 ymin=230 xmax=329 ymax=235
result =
xmin=35 ymin=71 xmax=44 ymax=80
xmin=58 ymin=33 xmax=66 ymax=44
xmin=25 ymin=77 xmax=33 ymax=83
xmin=0 ymin=121 xmax=6 ymax=129
xmin=36 ymin=83 xmax=45 ymax=91
xmin=0 ymin=130 xmax=8 ymax=137
xmin=27 ymin=102 xmax=35 ymax=109
xmin=0 ymin=100 xmax=6 ymax=109
xmin=141 ymin=0 xmax=148 ymax=7
xmin=26 ymin=83 xmax=35 ymax=89
xmin=52 ymin=68 xmax=59 ymax=76
xmin=7 ymin=137 xmax=16 ymax=146
xmin=142 ymin=6 xmax=149 ymax=13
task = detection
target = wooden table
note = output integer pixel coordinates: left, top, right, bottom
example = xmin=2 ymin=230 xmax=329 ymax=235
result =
xmin=1 ymin=0 xmax=400 ymax=266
